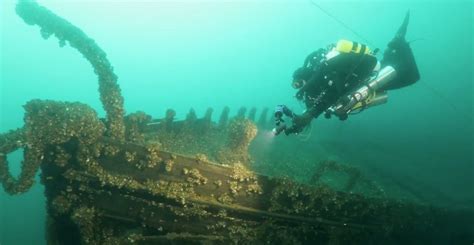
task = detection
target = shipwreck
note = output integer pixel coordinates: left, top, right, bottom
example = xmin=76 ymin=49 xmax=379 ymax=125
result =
xmin=0 ymin=1 xmax=472 ymax=244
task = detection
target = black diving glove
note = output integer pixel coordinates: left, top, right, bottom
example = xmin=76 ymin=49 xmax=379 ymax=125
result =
xmin=284 ymin=112 xmax=314 ymax=135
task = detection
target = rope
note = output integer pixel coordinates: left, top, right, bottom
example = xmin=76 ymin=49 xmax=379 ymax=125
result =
xmin=308 ymin=0 xmax=375 ymax=47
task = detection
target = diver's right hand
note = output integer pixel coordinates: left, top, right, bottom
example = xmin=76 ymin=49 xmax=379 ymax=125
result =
xmin=272 ymin=124 xmax=287 ymax=136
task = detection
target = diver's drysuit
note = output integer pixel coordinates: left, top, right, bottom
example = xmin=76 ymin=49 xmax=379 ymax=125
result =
xmin=275 ymin=12 xmax=420 ymax=136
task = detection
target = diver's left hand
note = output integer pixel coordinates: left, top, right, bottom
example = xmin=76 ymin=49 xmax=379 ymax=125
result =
xmin=284 ymin=125 xmax=303 ymax=135
xmin=285 ymin=113 xmax=313 ymax=135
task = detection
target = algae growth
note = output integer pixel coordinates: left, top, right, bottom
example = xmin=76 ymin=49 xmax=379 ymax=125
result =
xmin=0 ymin=1 xmax=472 ymax=244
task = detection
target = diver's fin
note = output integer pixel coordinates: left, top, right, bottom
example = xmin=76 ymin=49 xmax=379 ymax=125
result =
xmin=380 ymin=11 xmax=419 ymax=90
xmin=396 ymin=11 xmax=410 ymax=40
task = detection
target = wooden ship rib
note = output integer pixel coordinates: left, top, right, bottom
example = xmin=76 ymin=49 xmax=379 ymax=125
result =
xmin=1 ymin=1 xmax=473 ymax=244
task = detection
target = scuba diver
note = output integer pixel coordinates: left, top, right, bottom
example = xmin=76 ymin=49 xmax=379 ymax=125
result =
xmin=273 ymin=12 xmax=420 ymax=136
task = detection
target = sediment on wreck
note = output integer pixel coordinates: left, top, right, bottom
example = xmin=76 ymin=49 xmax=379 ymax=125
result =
xmin=144 ymin=107 xmax=259 ymax=165
xmin=0 ymin=0 xmax=126 ymax=194
xmin=16 ymin=0 xmax=125 ymax=141
xmin=0 ymin=100 xmax=105 ymax=194
xmin=0 ymin=1 xmax=472 ymax=244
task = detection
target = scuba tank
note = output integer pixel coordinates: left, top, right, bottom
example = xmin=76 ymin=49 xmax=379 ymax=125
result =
xmin=351 ymin=91 xmax=388 ymax=111
xmin=325 ymin=66 xmax=396 ymax=120
xmin=324 ymin=40 xmax=375 ymax=63
xmin=335 ymin=39 xmax=372 ymax=55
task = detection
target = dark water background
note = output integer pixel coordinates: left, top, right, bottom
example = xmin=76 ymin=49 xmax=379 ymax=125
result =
xmin=1 ymin=0 xmax=472 ymax=244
